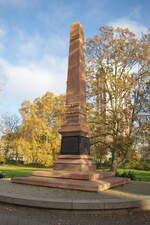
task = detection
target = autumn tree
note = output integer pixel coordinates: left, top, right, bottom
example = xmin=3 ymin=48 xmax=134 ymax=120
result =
xmin=0 ymin=114 xmax=21 ymax=162
xmin=140 ymin=80 xmax=150 ymax=161
xmin=85 ymin=26 xmax=150 ymax=171
xmin=17 ymin=92 xmax=65 ymax=167
xmin=0 ymin=67 xmax=8 ymax=162
xmin=128 ymin=31 xmax=150 ymax=166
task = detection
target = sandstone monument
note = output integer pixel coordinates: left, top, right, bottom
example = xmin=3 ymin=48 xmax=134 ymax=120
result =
xmin=12 ymin=22 xmax=130 ymax=191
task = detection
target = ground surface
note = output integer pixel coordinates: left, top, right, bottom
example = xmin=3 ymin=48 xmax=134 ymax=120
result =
xmin=0 ymin=202 xmax=150 ymax=225
xmin=0 ymin=179 xmax=149 ymax=225
xmin=0 ymin=179 xmax=150 ymax=201
xmin=0 ymin=179 xmax=150 ymax=210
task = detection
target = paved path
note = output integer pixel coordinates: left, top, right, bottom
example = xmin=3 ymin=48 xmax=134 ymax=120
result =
xmin=0 ymin=202 xmax=150 ymax=225
xmin=0 ymin=179 xmax=150 ymax=210
xmin=0 ymin=179 xmax=150 ymax=200
xmin=0 ymin=179 xmax=150 ymax=224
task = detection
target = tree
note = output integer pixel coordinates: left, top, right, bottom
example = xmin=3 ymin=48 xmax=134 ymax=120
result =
xmin=0 ymin=114 xmax=21 ymax=162
xmin=133 ymin=31 xmax=150 ymax=162
xmin=0 ymin=92 xmax=65 ymax=166
xmin=143 ymin=80 xmax=150 ymax=159
xmin=0 ymin=113 xmax=20 ymax=135
xmin=85 ymin=26 xmax=149 ymax=171
xmin=17 ymin=92 xmax=65 ymax=166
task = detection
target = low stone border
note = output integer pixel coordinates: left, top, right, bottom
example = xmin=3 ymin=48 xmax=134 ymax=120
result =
xmin=0 ymin=179 xmax=149 ymax=212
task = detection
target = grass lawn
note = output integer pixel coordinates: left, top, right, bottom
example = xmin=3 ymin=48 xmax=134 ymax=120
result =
xmin=0 ymin=164 xmax=51 ymax=178
xmin=117 ymin=168 xmax=150 ymax=182
xmin=0 ymin=165 xmax=150 ymax=182
xmin=97 ymin=168 xmax=150 ymax=182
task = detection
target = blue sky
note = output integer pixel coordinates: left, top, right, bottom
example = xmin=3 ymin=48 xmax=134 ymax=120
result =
xmin=0 ymin=0 xmax=149 ymax=116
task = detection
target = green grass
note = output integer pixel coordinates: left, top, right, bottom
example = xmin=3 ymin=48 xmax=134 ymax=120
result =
xmin=0 ymin=165 xmax=150 ymax=182
xmin=97 ymin=168 xmax=150 ymax=182
xmin=117 ymin=168 xmax=150 ymax=182
xmin=0 ymin=164 xmax=51 ymax=178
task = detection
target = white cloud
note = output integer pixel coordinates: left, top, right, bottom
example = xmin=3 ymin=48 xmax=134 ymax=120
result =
xmin=110 ymin=18 xmax=148 ymax=36
xmin=0 ymin=27 xmax=6 ymax=38
xmin=0 ymin=56 xmax=67 ymax=114
xmin=18 ymin=33 xmax=44 ymax=58
xmin=0 ymin=24 xmax=69 ymax=115
xmin=16 ymin=30 xmax=68 ymax=61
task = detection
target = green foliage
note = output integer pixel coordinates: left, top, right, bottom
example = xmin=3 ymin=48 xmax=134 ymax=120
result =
xmin=95 ymin=158 xmax=112 ymax=169
xmin=124 ymin=160 xmax=150 ymax=170
xmin=117 ymin=169 xmax=150 ymax=182
xmin=116 ymin=170 xmax=136 ymax=180
xmin=0 ymin=171 xmax=5 ymax=178
xmin=0 ymin=150 xmax=5 ymax=164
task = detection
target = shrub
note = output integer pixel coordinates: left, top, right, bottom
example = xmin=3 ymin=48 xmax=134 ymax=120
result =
xmin=116 ymin=171 xmax=136 ymax=180
xmin=0 ymin=172 xmax=5 ymax=179
xmin=96 ymin=160 xmax=111 ymax=169
xmin=124 ymin=160 xmax=150 ymax=170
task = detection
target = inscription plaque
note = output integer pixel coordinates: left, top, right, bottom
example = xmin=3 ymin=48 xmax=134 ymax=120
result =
xmin=61 ymin=136 xmax=90 ymax=155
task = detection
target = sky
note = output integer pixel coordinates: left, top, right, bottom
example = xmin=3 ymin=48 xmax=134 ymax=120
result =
xmin=0 ymin=0 xmax=149 ymax=117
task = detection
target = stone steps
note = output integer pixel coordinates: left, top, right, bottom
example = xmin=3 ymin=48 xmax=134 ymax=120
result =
xmin=32 ymin=171 xmax=115 ymax=181
xmin=12 ymin=176 xmax=130 ymax=192
xmin=96 ymin=177 xmax=131 ymax=191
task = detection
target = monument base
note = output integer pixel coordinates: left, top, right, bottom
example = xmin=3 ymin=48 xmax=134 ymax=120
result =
xmin=11 ymin=155 xmax=130 ymax=192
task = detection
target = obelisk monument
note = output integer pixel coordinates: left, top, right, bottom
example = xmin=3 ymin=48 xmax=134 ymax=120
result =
xmin=12 ymin=22 xmax=130 ymax=191
xmin=59 ymin=21 xmax=90 ymax=155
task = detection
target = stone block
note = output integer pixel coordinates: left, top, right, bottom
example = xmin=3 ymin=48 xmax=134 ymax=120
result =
xmin=12 ymin=176 xmax=130 ymax=192
xmin=58 ymin=155 xmax=93 ymax=159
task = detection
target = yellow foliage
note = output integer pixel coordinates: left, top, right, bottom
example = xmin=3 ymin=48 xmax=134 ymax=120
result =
xmin=1 ymin=92 xmax=65 ymax=167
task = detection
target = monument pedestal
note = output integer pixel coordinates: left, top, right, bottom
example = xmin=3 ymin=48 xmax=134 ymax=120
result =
xmin=12 ymin=155 xmax=130 ymax=192
xmin=53 ymin=155 xmax=96 ymax=172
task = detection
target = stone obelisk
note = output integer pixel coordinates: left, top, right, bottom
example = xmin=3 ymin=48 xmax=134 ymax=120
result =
xmin=59 ymin=21 xmax=90 ymax=155
xmin=12 ymin=22 xmax=130 ymax=192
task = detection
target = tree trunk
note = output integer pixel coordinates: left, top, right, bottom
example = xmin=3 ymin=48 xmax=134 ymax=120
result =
xmin=111 ymin=151 xmax=117 ymax=173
